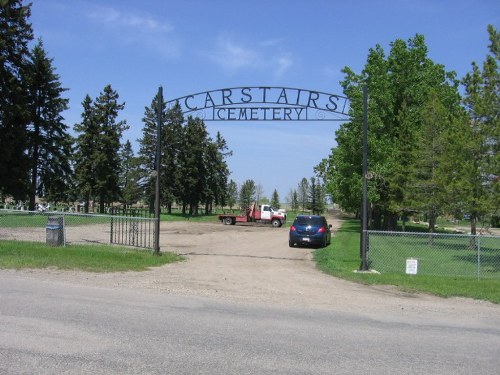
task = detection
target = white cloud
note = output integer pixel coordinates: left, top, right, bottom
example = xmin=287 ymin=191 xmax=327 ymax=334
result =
xmin=85 ymin=5 xmax=179 ymax=58
xmin=86 ymin=6 xmax=173 ymax=33
xmin=205 ymin=36 xmax=294 ymax=78
xmin=210 ymin=38 xmax=259 ymax=70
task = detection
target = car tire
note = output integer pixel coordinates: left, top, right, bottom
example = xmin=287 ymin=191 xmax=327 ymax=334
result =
xmin=289 ymin=240 xmax=294 ymax=247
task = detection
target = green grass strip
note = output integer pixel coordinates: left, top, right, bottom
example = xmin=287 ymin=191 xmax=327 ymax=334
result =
xmin=0 ymin=240 xmax=183 ymax=272
xmin=314 ymin=219 xmax=500 ymax=304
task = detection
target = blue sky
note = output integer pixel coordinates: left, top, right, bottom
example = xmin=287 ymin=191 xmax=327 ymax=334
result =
xmin=29 ymin=0 xmax=499 ymax=200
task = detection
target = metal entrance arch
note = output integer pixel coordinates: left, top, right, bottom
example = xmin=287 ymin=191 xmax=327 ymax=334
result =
xmin=165 ymin=86 xmax=350 ymax=122
xmin=152 ymin=86 xmax=369 ymax=271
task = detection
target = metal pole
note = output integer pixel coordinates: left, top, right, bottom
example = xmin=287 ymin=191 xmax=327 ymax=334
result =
xmin=477 ymin=236 xmax=481 ymax=281
xmin=153 ymin=86 xmax=163 ymax=255
xmin=360 ymin=85 xmax=369 ymax=271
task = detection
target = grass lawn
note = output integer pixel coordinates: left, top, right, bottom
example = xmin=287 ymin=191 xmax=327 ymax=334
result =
xmin=0 ymin=240 xmax=183 ymax=272
xmin=368 ymin=232 xmax=500 ymax=278
xmin=314 ymin=219 xmax=500 ymax=304
xmin=0 ymin=211 xmax=110 ymax=227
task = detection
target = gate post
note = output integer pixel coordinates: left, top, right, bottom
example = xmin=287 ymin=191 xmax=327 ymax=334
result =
xmin=153 ymin=86 xmax=163 ymax=255
xmin=360 ymin=85 xmax=369 ymax=271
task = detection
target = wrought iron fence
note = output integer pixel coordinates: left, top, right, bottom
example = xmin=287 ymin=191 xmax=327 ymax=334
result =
xmin=367 ymin=230 xmax=500 ymax=280
xmin=0 ymin=209 xmax=155 ymax=250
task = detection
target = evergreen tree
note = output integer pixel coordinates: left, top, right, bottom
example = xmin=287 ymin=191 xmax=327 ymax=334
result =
xmin=137 ymin=92 xmax=168 ymax=212
xmin=408 ymin=91 xmax=462 ymax=232
xmin=308 ymin=177 xmax=326 ymax=214
xmin=92 ymin=85 xmax=128 ymax=213
xmin=204 ymin=132 xmax=231 ymax=213
xmin=163 ymin=103 xmax=184 ymax=213
xmin=177 ymin=116 xmax=208 ymax=214
xmin=449 ymin=25 xmax=500 ymax=234
xmin=138 ymin=97 xmax=232 ymax=215
xmin=292 ymin=190 xmax=299 ymax=212
xmin=226 ymin=179 xmax=238 ymax=210
xmin=119 ymin=140 xmax=141 ymax=207
xmin=25 ymin=38 xmax=71 ymax=209
xmin=286 ymin=188 xmax=299 ymax=211
xmin=74 ymin=86 xmax=128 ymax=213
xmin=74 ymin=95 xmax=98 ymax=212
xmin=0 ymin=0 xmax=33 ymax=200
xmin=239 ymin=179 xmax=256 ymax=209
xmin=271 ymin=189 xmax=280 ymax=209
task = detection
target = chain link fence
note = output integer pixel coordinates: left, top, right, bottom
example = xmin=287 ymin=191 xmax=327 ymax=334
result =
xmin=367 ymin=230 xmax=500 ymax=279
xmin=0 ymin=209 xmax=156 ymax=250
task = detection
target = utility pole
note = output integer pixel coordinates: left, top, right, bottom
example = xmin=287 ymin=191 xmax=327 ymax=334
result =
xmin=153 ymin=86 xmax=163 ymax=255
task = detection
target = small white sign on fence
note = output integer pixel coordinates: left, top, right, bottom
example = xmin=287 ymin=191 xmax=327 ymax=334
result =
xmin=406 ymin=258 xmax=418 ymax=275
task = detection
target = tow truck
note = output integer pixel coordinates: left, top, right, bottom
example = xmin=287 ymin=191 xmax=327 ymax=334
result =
xmin=218 ymin=202 xmax=286 ymax=227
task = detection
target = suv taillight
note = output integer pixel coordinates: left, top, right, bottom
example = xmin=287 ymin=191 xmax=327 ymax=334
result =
xmin=318 ymin=227 xmax=326 ymax=233
xmin=290 ymin=225 xmax=296 ymax=232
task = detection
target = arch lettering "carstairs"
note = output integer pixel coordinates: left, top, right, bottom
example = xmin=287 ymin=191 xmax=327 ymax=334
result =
xmin=166 ymin=86 xmax=350 ymax=121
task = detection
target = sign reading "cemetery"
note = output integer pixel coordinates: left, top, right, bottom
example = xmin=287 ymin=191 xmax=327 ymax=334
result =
xmin=166 ymin=86 xmax=350 ymax=121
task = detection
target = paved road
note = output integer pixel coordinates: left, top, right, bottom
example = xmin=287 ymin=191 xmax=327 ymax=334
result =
xmin=1 ymin=273 xmax=499 ymax=375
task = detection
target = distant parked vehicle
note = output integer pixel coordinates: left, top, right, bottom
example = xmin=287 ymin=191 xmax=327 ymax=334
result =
xmin=218 ymin=202 xmax=286 ymax=227
xmin=289 ymin=215 xmax=332 ymax=248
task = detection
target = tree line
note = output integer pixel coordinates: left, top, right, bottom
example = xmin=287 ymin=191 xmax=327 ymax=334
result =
xmin=316 ymin=27 xmax=499 ymax=234
xmin=0 ymin=1 xmax=234 ymax=214
xmin=2 ymin=1 xmax=496 ymax=226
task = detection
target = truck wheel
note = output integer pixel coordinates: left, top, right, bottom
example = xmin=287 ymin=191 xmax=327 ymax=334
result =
xmin=271 ymin=219 xmax=281 ymax=227
xmin=223 ymin=217 xmax=232 ymax=225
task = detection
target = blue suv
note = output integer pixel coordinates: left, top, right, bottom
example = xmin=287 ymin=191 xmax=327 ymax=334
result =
xmin=289 ymin=215 xmax=332 ymax=248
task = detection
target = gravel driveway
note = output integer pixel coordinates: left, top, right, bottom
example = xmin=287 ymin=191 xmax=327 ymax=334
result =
xmin=9 ymin=211 xmax=500 ymax=329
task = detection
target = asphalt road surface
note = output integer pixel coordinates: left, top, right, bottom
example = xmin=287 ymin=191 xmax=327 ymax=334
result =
xmin=1 ymin=272 xmax=500 ymax=375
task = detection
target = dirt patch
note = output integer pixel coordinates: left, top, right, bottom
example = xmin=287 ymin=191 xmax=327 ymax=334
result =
xmin=5 ymin=210 xmax=500 ymax=327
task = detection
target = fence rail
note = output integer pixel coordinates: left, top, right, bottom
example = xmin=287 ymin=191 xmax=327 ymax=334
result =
xmin=367 ymin=230 xmax=500 ymax=280
xmin=0 ymin=209 xmax=155 ymax=250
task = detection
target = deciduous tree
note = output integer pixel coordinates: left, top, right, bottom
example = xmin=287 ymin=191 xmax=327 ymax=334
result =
xmin=322 ymin=34 xmax=461 ymax=229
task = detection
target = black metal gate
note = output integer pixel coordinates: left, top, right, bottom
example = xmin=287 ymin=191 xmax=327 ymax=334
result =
xmin=109 ymin=207 xmax=155 ymax=249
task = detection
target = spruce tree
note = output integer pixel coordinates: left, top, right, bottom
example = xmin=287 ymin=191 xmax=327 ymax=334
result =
xmin=74 ymin=95 xmax=98 ymax=212
xmin=25 ymin=38 xmax=70 ymax=209
xmin=226 ymin=179 xmax=238 ymax=210
xmin=454 ymin=25 xmax=500 ymax=234
xmin=138 ymin=92 xmax=166 ymax=212
xmin=308 ymin=177 xmax=325 ymax=215
xmin=408 ymin=91 xmax=455 ymax=232
xmin=239 ymin=179 xmax=256 ymax=210
xmin=271 ymin=189 xmax=280 ymax=209
xmin=177 ymin=116 xmax=208 ymax=214
xmin=0 ymin=0 xmax=33 ymax=200
xmin=119 ymin=140 xmax=141 ymax=207
xmin=92 ymin=85 xmax=128 ymax=213
xmin=163 ymin=103 xmax=184 ymax=213
xmin=204 ymin=132 xmax=231 ymax=213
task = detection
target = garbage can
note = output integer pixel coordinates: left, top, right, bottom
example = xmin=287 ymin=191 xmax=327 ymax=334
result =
xmin=46 ymin=216 xmax=65 ymax=246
